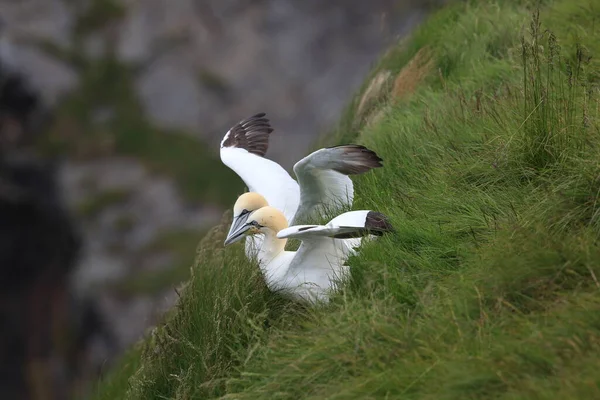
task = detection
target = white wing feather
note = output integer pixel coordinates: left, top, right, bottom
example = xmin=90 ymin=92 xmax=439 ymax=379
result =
xmin=277 ymin=210 xmax=393 ymax=255
xmin=220 ymin=146 xmax=299 ymax=222
xmin=219 ymin=113 xmax=300 ymax=222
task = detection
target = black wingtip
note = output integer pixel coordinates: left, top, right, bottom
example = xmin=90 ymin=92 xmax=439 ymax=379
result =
xmin=223 ymin=112 xmax=273 ymax=157
xmin=240 ymin=112 xmax=268 ymax=126
xmin=365 ymin=211 xmax=395 ymax=236
xmin=327 ymin=144 xmax=384 ymax=174
xmin=330 ymin=211 xmax=394 ymax=239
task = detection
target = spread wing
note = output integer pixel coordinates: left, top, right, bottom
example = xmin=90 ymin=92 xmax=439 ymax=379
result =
xmin=291 ymin=145 xmax=383 ymax=224
xmin=220 ymin=113 xmax=299 ymax=222
xmin=278 ymin=209 xmax=394 ymax=257
xmin=277 ymin=210 xmax=394 ymax=240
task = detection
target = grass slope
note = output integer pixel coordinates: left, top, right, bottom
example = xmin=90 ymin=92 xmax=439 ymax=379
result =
xmin=93 ymin=0 xmax=600 ymax=398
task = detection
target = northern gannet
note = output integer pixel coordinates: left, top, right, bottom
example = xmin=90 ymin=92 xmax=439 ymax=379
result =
xmin=224 ymin=193 xmax=394 ymax=303
xmin=220 ymin=113 xmax=384 ymax=257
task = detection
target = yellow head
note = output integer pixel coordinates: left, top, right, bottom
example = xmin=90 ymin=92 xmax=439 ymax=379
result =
xmin=225 ymin=192 xmax=269 ymax=245
xmin=233 ymin=192 xmax=269 ymax=217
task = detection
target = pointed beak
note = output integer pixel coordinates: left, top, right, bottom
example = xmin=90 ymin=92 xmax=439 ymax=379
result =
xmin=224 ymin=213 xmax=251 ymax=246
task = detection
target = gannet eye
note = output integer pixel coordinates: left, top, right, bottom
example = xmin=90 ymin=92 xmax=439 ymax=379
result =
xmin=250 ymin=220 xmax=262 ymax=228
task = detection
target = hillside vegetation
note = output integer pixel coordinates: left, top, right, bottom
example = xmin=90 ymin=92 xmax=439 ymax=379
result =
xmin=93 ymin=0 xmax=600 ymax=398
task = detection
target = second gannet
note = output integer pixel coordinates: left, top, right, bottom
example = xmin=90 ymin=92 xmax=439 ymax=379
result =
xmin=224 ymin=193 xmax=394 ymax=303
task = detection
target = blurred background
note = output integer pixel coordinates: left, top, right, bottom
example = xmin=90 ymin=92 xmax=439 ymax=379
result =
xmin=0 ymin=0 xmax=442 ymax=398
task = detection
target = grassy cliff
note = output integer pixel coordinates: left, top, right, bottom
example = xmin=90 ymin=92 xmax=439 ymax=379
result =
xmin=93 ymin=0 xmax=600 ymax=398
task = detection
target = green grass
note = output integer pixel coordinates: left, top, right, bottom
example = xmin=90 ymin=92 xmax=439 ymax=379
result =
xmin=92 ymin=0 xmax=600 ymax=398
xmin=90 ymin=345 xmax=143 ymax=400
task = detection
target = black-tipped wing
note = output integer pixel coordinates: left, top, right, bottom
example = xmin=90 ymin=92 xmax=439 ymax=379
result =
xmin=292 ymin=145 xmax=384 ymax=224
xmin=220 ymin=112 xmax=273 ymax=157
xmin=330 ymin=211 xmax=394 ymax=239
xmin=364 ymin=211 xmax=395 ymax=236
xmin=277 ymin=210 xmax=393 ymax=282
xmin=325 ymin=144 xmax=384 ymax=174
xmin=220 ymin=113 xmax=301 ymax=222
xmin=277 ymin=210 xmax=394 ymax=240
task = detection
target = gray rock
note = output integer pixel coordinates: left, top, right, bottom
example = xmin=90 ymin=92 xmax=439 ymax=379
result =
xmin=5 ymin=45 xmax=78 ymax=106
xmin=0 ymin=0 xmax=74 ymax=47
xmin=122 ymin=0 xmax=428 ymax=168
xmin=59 ymin=156 xmax=219 ymax=295
xmin=136 ymin=51 xmax=204 ymax=133
xmin=0 ymin=0 xmax=78 ymax=105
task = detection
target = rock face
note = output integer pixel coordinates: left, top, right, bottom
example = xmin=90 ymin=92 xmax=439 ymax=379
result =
xmin=0 ymin=66 xmax=83 ymax=399
xmin=0 ymin=0 xmax=79 ymax=106
xmin=133 ymin=0 xmax=428 ymax=165
xmin=60 ymin=157 xmax=220 ymax=359
xmin=0 ymin=0 xmax=438 ymax=397
xmin=0 ymin=0 xmax=430 ymax=167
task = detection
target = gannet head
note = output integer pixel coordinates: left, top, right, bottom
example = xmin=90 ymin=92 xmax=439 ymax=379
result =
xmin=233 ymin=192 xmax=269 ymax=216
xmin=224 ymin=205 xmax=288 ymax=246
xmin=225 ymin=192 xmax=269 ymax=245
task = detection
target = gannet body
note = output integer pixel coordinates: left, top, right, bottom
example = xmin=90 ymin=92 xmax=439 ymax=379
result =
xmin=220 ymin=113 xmax=383 ymax=258
xmin=224 ymin=193 xmax=394 ymax=303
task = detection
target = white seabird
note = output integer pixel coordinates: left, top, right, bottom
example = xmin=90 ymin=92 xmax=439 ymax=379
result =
xmin=220 ymin=112 xmax=384 ymax=257
xmin=224 ymin=192 xmax=394 ymax=303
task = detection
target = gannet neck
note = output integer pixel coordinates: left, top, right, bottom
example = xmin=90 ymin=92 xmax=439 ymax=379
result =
xmin=256 ymin=227 xmax=287 ymax=265
xmin=249 ymin=205 xmax=289 ymax=264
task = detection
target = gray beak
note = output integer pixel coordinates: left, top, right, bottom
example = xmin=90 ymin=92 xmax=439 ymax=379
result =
xmin=224 ymin=213 xmax=251 ymax=246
